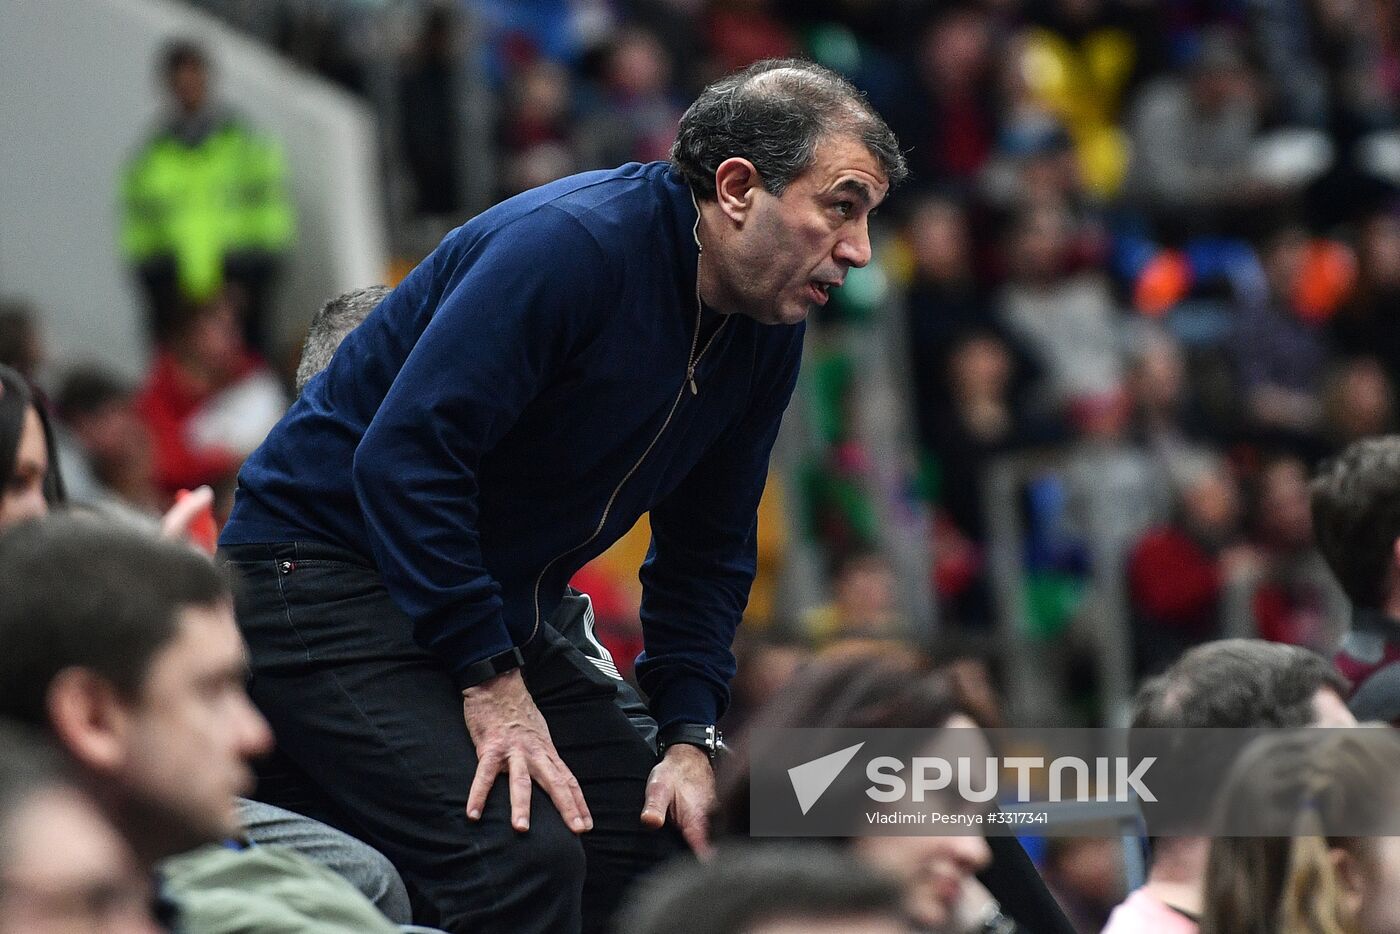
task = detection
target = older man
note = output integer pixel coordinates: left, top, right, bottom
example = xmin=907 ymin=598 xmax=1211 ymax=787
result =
xmin=220 ymin=58 xmax=904 ymax=933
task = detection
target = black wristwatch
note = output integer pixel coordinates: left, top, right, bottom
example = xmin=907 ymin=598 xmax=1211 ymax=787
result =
xmin=458 ymin=646 xmax=525 ymax=690
xmin=657 ymin=723 xmax=727 ymax=761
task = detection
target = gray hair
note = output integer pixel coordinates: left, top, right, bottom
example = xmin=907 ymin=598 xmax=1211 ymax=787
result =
xmin=295 ymin=286 xmax=391 ymax=393
xmin=670 ymin=59 xmax=907 ymax=199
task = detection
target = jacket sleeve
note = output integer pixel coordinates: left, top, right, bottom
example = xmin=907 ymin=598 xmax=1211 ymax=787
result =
xmin=635 ymin=326 xmax=804 ymax=730
xmin=352 ymin=207 xmax=613 ymax=688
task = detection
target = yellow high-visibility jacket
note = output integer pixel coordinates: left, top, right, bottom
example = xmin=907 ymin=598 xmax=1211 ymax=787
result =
xmin=121 ymin=113 xmax=295 ymax=300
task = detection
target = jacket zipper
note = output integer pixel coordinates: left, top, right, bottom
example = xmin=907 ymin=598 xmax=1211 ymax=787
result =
xmin=528 ymin=293 xmax=727 ymax=642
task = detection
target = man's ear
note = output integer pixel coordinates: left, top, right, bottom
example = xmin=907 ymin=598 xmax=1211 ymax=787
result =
xmin=713 ymin=157 xmax=761 ymax=224
xmin=1330 ymin=845 xmax=1366 ymax=920
xmin=46 ymin=668 xmax=130 ymax=775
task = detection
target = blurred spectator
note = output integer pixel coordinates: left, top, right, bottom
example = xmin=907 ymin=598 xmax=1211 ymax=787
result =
xmin=890 ymin=9 xmax=999 ymax=190
xmin=121 ymin=39 xmax=294 ymax=354
xmin=703 ymin=0 xmax=798 ymax=75
xmin=1200 ymin=730 xmax=1400 ymax=934
xmin=902 ymin=195 xmax=991 ymax=352
xmin=133 ymin=297 xmax=287 ymax=508
xmin=0 ymin=365 xmax=64 ymax=531
xmin=1312 ymin=436 xmax=1400 ymax=724
xmin=498 ymin=59 xmax=577 ymax=197
xmin=1322 ymin=356 xmax=1395 ymax=450
xmin=902 ymin=197 xmax=1033 ymax=450
xmin=54 ymin=366 xmax=162 ymax=516
xmin=1332 ymin=209 xmax=1400 ymax=388
xmin=920 ymin=330 xmax=1050 ymax=626
xmin=1105 ymin=639 xmax=1354 ymax=933
xmin=1234 ymin=225 xmax=1354 ymax=445
xmin=997 ymin=205 xmax=1124 ymax=420
xmin=1122 ymin=27 xmax=1267 ymax=235
xmin=1127 ymin=451 xmax=1251 ymax=675
xmin=901 ymin=200 xmax=1047 ymax=478
xmin=721 ymin=628 xmax=811 ymax=739
xmin=499 ymin=58 xmax=574 ymax=154
xmin=1248 ymin=454 xmax=1349 ymax=651
xmin=804 ymin=548 xmax=906 ymax=646
xmin=575 ymin=28 xmax=683 ymax=168
xmin=1125 ymin=329 xmax=1214 ymax=473
xmin=400 ymin=4 xmax=463 ymax=216
xmin=0 ymin=301 xmax=41 ymax=381
xmin=1253 ymin=0 xmax=1397 ymax=134
xmin=0 ymin=722 xmax=158 ymax=934
xmin=979 ymin=116 xmax=1112 ymax=258
xmin=717 ymin=656 xmax=1073 ymax=934
xmin=1039 ymin=836 xmax=1125 ymax=934
xmin=615 ymin=844 xmax=909 ymax=934
xmin=1064 ymin=387 xmax=1169 ymax=550
xmin=928 ymin=332 xmax=1031 ymax=525
xmin=294 ymin=285 xmax=391 ymax=393
xmin=2 ymin=362 xmax=228 ymax=548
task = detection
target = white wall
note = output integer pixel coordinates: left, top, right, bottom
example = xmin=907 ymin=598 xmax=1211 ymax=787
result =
xmin=0 ymin=0 xmax=387 ymax=379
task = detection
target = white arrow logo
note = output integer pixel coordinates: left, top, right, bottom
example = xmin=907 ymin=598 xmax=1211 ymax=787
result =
xmin=787 ymin=742 xmax=865 ymax=815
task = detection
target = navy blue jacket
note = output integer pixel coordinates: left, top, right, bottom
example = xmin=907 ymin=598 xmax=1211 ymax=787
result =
xmin=222 ymin=162 xmax=804 ymax=729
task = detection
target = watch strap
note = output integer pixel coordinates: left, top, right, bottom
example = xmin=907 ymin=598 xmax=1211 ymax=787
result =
xmin=458 ymin=646 xmax=525 ymax=690
xmin=657 ymin=722 xmax=724 ymax=760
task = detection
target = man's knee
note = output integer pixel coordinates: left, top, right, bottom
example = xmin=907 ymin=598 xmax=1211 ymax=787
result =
xmin=419 ymin=813 xmax=586 ymax=934
xmin=513 ymin=815 xmax=586 ymax=892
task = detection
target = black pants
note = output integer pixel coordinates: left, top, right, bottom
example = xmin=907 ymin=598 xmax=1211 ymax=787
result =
xmin=220 ymin=541 xmax=683 ymax=934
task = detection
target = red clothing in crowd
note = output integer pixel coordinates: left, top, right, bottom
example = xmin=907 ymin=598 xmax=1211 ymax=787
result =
xmin=1128 ymin=526 xmax=1222 ymax=635
xmin=134 ymin=350 xmax=255 ymax=498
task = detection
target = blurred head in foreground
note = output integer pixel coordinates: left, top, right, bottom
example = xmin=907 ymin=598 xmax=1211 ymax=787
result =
xmin=0 ymin=518 xmax=273 ymax=869
xmin=0 ymin=721 xmax=157 ymax=934
xmin=615 ymin=844 xmax=909 ymax=934
xmin=716 ymin=655 xmax=992 ymax=930
xmin=1202 ymin=728 xmax=1400 ymax=934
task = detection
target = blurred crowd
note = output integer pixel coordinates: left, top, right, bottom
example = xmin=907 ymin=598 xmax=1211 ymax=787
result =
xmin=5 ymin=0 xmax=1400 ymax=930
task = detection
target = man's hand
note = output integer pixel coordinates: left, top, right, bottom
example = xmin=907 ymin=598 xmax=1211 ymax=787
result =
xmin=462 ymin=669 xmax=593 ymax=834
xmin=640 ymin=743 xmax=716 ymax=858
xmin=161 ymin=485 xmax=216 ymax=552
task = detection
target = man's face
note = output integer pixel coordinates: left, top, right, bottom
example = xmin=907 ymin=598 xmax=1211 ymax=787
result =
xmin=726 ymin=134 xmax=889 ymax=326
xmin=0 ymin=788 xmax=158 ymax=934
xmin=168 ymin=61 xmax=208 ymax=115
xmin=114 ymin=602 xmax=272 ymax=857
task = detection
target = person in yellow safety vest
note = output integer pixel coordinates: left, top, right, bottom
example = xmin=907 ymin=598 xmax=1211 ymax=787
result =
xmin=121 ymin=39 xmax=294 ymax=356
